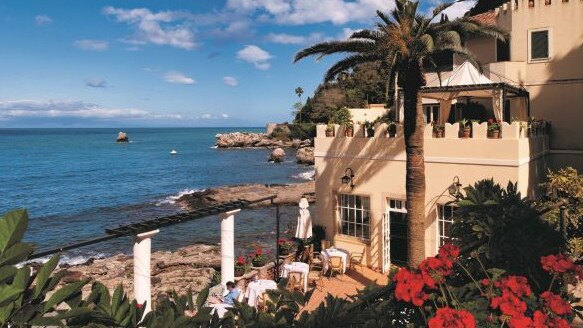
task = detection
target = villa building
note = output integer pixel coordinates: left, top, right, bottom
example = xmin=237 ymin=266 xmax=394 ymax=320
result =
xmin=313 ymin=0 xmax=582 ymax=272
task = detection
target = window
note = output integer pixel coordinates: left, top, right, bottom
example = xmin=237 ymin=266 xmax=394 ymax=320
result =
xmin=424 ymin=105 xmax=440 ymax=124
xmin=437 ymin=205 xmax=456 ymax=247
xmin=338 ymin=194 xmax=371 ymax=240
xmin=530 ymin=30 xmax=550 ymax=61
xmin=496 ymin=39 xmax=510 ymax=62
xmin=386 ymin=199 xmax=408 ymax=265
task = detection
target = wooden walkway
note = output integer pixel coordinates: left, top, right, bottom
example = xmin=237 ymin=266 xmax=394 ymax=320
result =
xmin=302 ymin=266 xmax=389 ymax=312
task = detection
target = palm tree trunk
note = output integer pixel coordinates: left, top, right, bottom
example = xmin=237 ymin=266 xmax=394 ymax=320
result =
xmin=401 ymin=64 xmax=427 ymax=268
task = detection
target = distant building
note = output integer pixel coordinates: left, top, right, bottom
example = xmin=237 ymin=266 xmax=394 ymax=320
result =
xmin=313 ymin=0 xmax=580 ymax=272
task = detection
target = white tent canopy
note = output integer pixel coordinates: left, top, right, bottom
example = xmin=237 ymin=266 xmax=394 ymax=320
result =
xmin=419 ymin=61 xmax=529 ymax=124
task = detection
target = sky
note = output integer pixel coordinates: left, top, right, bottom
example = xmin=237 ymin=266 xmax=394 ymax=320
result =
xmin=0 ymin=0 xmax=476 ymax=128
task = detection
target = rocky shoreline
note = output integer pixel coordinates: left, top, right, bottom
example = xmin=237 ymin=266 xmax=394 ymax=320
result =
xmin=176 ymin=181 xmax=315 ymax=210
xmin=58 ymin=244 xmax=220 ymax=302
xmin=54 ymin=181 xmax=315 ymax=300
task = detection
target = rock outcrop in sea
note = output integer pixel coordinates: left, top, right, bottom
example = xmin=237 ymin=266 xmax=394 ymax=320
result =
xmin=116 ymin=131 xmax=129 ymax=143
xmin=269 ymin=148 xmax=286 ymax=163
xmin=215 ymin=132 xmax=293 ymax=148
xmin=296 ymin=147 xmax=314 ymax=165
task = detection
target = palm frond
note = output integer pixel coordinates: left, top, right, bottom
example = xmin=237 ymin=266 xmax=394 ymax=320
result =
xmin=349 ymin=29 xmax=383 ymax=41
xmin=431 ymin=2 xmax=456 ymax=20
xmin=294 ymin=40 xmax=375 ymax=63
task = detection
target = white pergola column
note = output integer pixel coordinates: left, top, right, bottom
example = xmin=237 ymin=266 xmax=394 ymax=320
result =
xmin=133 ymin=229 xmax=159 ymax=314
xmin=219 ymin=209 xmax=240 ymax=289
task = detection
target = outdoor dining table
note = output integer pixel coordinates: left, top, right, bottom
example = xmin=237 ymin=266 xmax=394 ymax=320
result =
xmin=245 ymin=279 xmax=277 ymax=307
xmin=281 ymin=261 xmax=309 ymax=292
xmin=321 ymin=247 xmax=351 ymax=273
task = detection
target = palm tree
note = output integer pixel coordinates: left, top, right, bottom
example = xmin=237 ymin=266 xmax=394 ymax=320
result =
xmin=295 ymin=87 xmax=305 ymax=123
xmin=294 ymin=0 xmax=506 ymax=266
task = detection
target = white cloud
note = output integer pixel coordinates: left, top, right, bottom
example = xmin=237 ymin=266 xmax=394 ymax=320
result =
xmin=226 ymin=0 xmax=394 ymax=25
xmin=265 ymin=32 xmax=325 ymax=44
xmin=236 ymin=45 xmax=272 ymax=70
xmin=197 ymin=113 xmax=231 ymax=119
xmin=437 ymin=0 xmax=477 ymax=20
xmin=35 ymin=15 xmax=52 ymax=26
xmin=0 ymin=100 xmax=156 ymax=119
xmin=84 ymin=79 xmax=108 ymax=88
xmin=73 ymin=39 xmax=109 ymax=51
xmin=164 ymin=71 xmax=195 ymax=85
xmin=223 ymin=76 xmax=238 ymax=86
xmin=103 ymin=7 xmax=197 ymax=50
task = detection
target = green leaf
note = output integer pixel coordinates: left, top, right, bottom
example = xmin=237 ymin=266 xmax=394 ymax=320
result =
xmin=0 ymin=243 xmax=34 ymax=267
xmin=0 ymin=209 xmax=28 ymax=255
xmin=196 ymin=288 xmax=209 ymax=310
xmin=34 ymin=255 xmax=60 ymax=299
xmin=44 ymin=278 xmax=89 ymax=313
xmin=0 ymin=266 xmax=17 ymax=284
xmin=0 ymin=284 xmax=24 ymax=307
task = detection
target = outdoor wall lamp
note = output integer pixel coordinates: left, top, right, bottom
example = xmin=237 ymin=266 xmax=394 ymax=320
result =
xmin=341 ymin=168 xmax=355 ymax=188
xmin=448 ymin=176 xmax=462 ymax=199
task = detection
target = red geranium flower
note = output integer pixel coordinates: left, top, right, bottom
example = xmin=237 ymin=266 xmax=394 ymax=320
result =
xmin=540 ymin=291 xmax=572 ymax=315
xmin=508 ymin=315 xmax=533 ymax=328
xmin=394 ymin=267 xmax=432 ymax=306
xmin=420 ymin=256 xmax=453 ymax=284
xmin=540 ymin=254 xmax=576 ymax=274
xmin=438 ymin=243 xmax=460 ymax=261
xmin=428 ymin=307 xmax=476 ymax=328
xmin=236 ymin=255 xmax=246 ymax=265
xmin=533 ymin=310 xmax=571 ymax=328
xmin=490 ymin=276 xmax=532 ymax=318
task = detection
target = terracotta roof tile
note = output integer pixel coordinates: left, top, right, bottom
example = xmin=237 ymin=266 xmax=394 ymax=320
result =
xmin=471 ymin=11 xmax=497 ymax=26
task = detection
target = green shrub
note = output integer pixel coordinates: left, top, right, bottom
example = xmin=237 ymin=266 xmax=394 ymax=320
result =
xmin=451 ymin=179 xmax=564 ymax=291
xmin=288 ymin=123 xmax=316 ymax=141
xmin=330 ymin=107 xmax=352 ymax=125
xmin=270 ymin=126 xmax=290 ymax=142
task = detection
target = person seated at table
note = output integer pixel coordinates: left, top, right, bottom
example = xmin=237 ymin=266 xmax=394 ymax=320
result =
xmin=210 ymin=281 xmax=240 ymax=305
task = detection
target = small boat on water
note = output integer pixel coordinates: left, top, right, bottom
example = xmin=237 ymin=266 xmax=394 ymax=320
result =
xmin=170 ymin=149 xmax=178 ymax=155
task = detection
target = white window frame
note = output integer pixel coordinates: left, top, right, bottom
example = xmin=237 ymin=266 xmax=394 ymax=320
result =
xmin=436 ymin=204 xmax=456 ymax=248
xmin=337 ymin=194 xmax=371 ymax=241
xmin=385 ymin=198 xmax=408 ymax=265
xmin=423 ymin=104 xmax=440 ymax=124
xmin=528 ymin=27 xmax=552 ymax=63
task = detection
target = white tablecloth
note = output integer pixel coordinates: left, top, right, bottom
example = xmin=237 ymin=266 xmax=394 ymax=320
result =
xmin=245 ymin=279 xmax=277 ymax=307
xmin=281 ymin=262 xmax=309 ymax=292
xmin=321 ymin=248 xmax=351 ymax=273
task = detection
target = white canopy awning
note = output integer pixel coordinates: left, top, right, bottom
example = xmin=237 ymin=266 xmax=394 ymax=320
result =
xmin=420 ymin=61 xmax=530 ymax=122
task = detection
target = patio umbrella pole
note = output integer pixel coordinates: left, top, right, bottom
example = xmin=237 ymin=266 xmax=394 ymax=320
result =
xmin=275 ymin=203 xmax=281 ymax=282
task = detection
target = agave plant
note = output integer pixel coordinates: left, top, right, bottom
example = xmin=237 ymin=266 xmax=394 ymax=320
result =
xmin=0 ymin=209 xmax=91 ymax=327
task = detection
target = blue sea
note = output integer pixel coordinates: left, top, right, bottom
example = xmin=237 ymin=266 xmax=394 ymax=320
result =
xmin=0 ymin=128 xmax=314 ymax=263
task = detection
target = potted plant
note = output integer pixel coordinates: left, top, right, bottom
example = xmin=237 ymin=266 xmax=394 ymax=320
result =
xmin=278 ymin=238 xmax=294 ymax=256
xmin=487 ymin=119 xmax=501 ymax=139
xmin=458 ymin=118 xmax=471 ymax=138
xmin=234 ymin=255 xmax=247 ymax=277
xmin=250 ymin=247 xmax=268 ymax=267
xmin=364 ymin=121 xmax=375 ymax=138
xmin=432 ymin=122 xmax=445 ymax=138
xmin=344 ymin=121 xmax=354 ymax=137
xmin=387 ymin=121 xmax=397 ymax=137
xmin=325 ymin=122 xmax=335 ymax=137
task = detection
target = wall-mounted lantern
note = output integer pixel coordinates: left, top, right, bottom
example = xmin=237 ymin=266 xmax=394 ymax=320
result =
xmin=341 ymin=168 xmax=355 ymax=189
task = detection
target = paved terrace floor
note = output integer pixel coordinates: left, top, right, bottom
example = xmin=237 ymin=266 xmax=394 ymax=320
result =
xmin=302 ymin=266 xmax=389 ymax=312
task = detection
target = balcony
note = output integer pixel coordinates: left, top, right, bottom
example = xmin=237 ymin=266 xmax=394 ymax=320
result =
xmin=315 ymin=121 xmax=549 ymax=168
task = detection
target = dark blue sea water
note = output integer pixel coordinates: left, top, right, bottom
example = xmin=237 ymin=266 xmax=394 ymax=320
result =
xmin=0 ymin=128 xmax=313 ymax=263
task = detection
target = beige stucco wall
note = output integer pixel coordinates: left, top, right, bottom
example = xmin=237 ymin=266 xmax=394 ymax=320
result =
xmin=314 ymin=123 xmax=548 ymax=270
xmin=349 ymin=107 xmax=388 ymax=123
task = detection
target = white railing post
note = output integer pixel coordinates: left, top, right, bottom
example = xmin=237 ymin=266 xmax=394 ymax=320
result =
xmin=219 ymin=209 xmax=240 ymax=289
xmin=133 ymin=229 xmax=159 ymax=314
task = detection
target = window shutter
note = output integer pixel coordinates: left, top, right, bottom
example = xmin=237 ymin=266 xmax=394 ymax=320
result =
xmin=531 ymin=30 xmax=549 ymax=60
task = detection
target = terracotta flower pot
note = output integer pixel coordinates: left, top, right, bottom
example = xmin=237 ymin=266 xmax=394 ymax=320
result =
xmin=461 ymin=128 xmax=471 ymax=138
xmin=344 ymin=128 xmax=354 ymax=137
xmin=490 ymin=130 xmax=500 ymax=139
xmin=435 ymin=130 xmax=444 ymax=138
xmin=325 ymin=129 xmax=334 ymax=137
xmin=235 ymin=269 xmax=245 ymax=277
